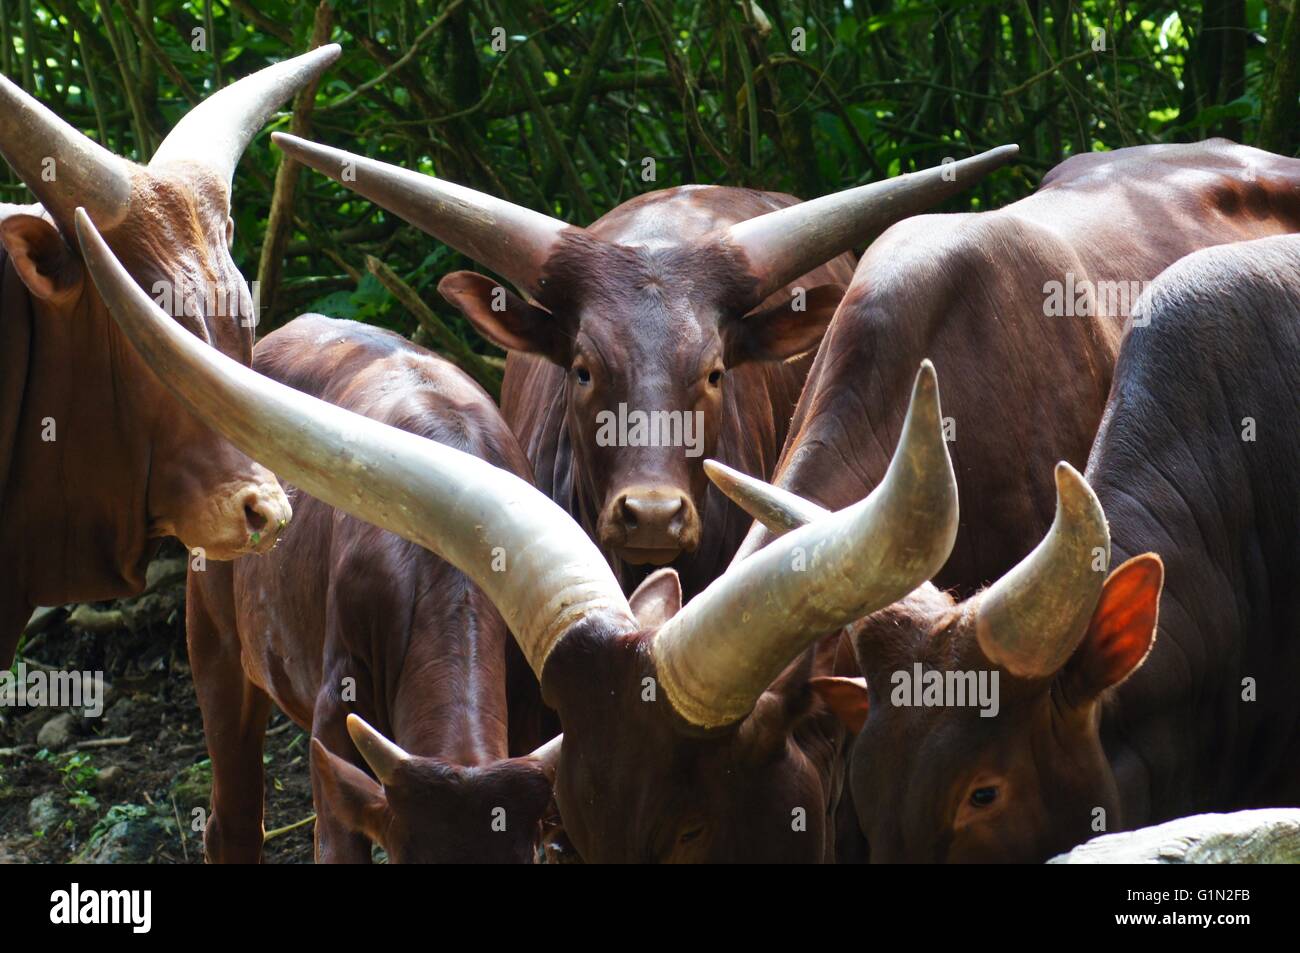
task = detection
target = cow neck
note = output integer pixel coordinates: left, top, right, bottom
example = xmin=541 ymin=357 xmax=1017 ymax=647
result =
xmin=386 ymin=574 xmax=512 ymax=766
xmin=0 ymin=264 xmax=155 ymax=607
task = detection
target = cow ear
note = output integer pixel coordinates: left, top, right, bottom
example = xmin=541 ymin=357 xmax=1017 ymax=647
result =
xmin=438 ymin=270 xmax=568 ymax=364
xmin=723 ymin=283 xmax=842 ymax=365
xmin=809 ymin=676 xmax=870 ymax=733
xmin=628 ymin=568 xmax=682 ymax=628
xmin=1061 ymin=554 xmax=1163 ymax=702
xmin=0 ymin=214 xmax=84 ymax=302
xmin=310 ymin=737 xmax=391 ymax=845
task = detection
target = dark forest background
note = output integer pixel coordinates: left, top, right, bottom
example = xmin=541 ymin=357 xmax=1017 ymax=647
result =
xmin=2 ymin=0 xmax=1299 ymax=382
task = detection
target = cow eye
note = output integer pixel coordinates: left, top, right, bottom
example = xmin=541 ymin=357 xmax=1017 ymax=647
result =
xmin=574 ymin=366 xmax=591 ymax=385
xmin=678 ymin=824 xmax=706 ymax=845
xmin=969 ymin=786 xmax=998 ymax=808
xmin=707 ymin=369 xmax=723 ymax=387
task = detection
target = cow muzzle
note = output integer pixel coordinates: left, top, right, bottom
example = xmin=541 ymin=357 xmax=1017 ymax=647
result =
xmin=170 ymin=466 xmax=293 ymax=560
xmin=599 ymin=486 xmax=701 ymax=565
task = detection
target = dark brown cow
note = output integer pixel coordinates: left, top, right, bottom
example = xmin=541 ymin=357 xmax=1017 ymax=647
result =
xmin=716 ymin=233 xmax=1300 ymax=861
xmin=0 ymin=48 xmax=341 ymax=665
xmin=188 ymin=314 xmax=556 ymax=863
xmin=77 ymin=211 xmax=962 ymax=863
xmin=732 ymin=140 xmax=1300 ymax=595
xmin=270 ymin=132 xmax=1016 ymax=596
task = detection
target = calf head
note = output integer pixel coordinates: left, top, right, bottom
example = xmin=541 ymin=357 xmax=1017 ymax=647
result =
xmin=272 ymin=133 xmax=1016 ymax=566
xmin=71 ymin=248 xmax=962 ymax=862
xmin=540 ymin=569 xmax=849 ymax=862
xmin=713 ymin=458 xmax=1165 ymax=862
xmin=311 ymin=717 xmax=557 ymax=863
xmin=0 ymin=48 xmax=340 ymax=559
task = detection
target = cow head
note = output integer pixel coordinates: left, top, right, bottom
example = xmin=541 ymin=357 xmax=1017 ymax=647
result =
xmin=73 ymin=242 xmax=960 ymax=862
xmin=271 ymin=133 xmax=1016 ymax=566
xmin=0 ymin=47 xmax=340 ymax=559
xmin=310 ymin=717 xmax=557 ymax=863
xmin=712 ymin=458 xmax=1165 ymax=862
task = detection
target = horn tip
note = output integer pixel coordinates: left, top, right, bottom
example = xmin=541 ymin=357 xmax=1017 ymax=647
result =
xmin=1052 ymin=461 xmax=1109 ymax=550
xmin=1053 ymin=460 xmax=1086 ymax=493
xmin=1052 ymin=461 xmax=1093 ymax=509
xmin=703 ymin=459 xmax=729 ymax=482
xmin=344 ymin=712 xmax=368 ymax=742
xmin=72 ymin=207 xmax=100 ymax=254
xmin=911 ymin=359 xmax=941 ymax=410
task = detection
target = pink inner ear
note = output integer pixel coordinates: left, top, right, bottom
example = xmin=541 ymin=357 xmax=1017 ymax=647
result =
xmin=1079 ymin=554 xmax=1164 ymax=691
xmin=809 ymin=676 xmax=870 ymax=733
xmin=628 ymin=567 xmax=683 ymax=628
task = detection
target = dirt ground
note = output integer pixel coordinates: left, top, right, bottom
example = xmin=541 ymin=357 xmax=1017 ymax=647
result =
xmin=0 ymin=548 xmax=317 ymax=864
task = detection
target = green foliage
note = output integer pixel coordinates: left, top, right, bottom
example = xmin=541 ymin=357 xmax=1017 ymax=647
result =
xmin=2 ymin=1 xmax=1297 ymax=351
xmin=89 ymin=803 xmax=150 ymax=845
xmin=41 ymin=749 xmax=98 ymax=812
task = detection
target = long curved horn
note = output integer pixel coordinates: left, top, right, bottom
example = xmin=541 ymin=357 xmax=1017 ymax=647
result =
xmin=271 ymin=132 xmax=572 ymax=298
xmin=724 ymin=145 xmax=1019 ymax=304
xmin=974 ymin=463 xmax=1110 ymax=678
xmin=704 ymin=460 xmax=829 ymax=536
xmin=651 ymin=361 xmax=958 ymax=728
xmin=347 ymin=714 xmax=409 ymax=785
xmin=150 ymin=45 xmax=341 ymax=190
xmin=0 ymin=73 xmax=133 ymax=230
xmin=74 ymin=208 xmax=634 ymax=679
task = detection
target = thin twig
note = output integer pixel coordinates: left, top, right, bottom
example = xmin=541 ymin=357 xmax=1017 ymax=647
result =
xmin=1001 ymin=47 xmax=1099 ymax=99
xmin=115 ymin=1 xmax=200 ymax=105
xmin=257 ymin=1 xmax=335 ymax=326
xmin=365 ymin=255 xmax=503 ymax=398
xmin=264 ymin=813 xmax=316 ymax=842
xmin=72 ymin=736 xmax=134 ymax=751
xmin=171 ymin=796 xmax=189 ymax=863
xmin=326 ymin=0 xmax=464 ymax=112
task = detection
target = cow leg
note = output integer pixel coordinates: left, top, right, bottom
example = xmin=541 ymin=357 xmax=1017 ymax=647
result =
xmin=0 ymin=587 xmax=32 ymax=669
xmin=310 ymin=685 xmax=376 ymax=864
xmin=188 ymin=566 xmax=271 ymax=863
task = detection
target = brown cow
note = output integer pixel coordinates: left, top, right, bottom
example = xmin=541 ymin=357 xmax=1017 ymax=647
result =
xmin=270 ymin=132 xmax=1016 ymax=596
xmin=77 ymin=211 xmax=962 ymax=862
xmin=0 ymin=47 xmax=341 ymax=665
xmin=713 ymin=233 xmax=1300 ymax=861
xmin=731 ymin=140 xmax=1300 ymax=594
xmin=187 ymin=315 xmax=557 ymax=863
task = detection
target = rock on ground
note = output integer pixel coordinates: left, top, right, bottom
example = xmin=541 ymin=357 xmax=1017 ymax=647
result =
xmin=1049 ymin=809 xmax=1300 ymax=863
xmin=27 ymin=791 xmax=66 ymax=834
xmin=75 ymin=813 xmax=178 ymax=864
xmin=35 ymin=713 xmax=78 ymax=751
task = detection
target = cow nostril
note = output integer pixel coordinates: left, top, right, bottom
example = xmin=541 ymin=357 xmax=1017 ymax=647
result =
xmin=245 ymin=503 xmax=268 ymax=534
xmin=621 ymin=495 xmax=686 ymax=532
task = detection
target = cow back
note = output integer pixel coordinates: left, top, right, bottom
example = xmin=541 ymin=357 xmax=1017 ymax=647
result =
xmin=753 ymin=140 xmax=1300 ymax=593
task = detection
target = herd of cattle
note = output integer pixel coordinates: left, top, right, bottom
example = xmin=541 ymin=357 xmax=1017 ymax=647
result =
xmin=2 ymin=45 xmax=1298 ymax=863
